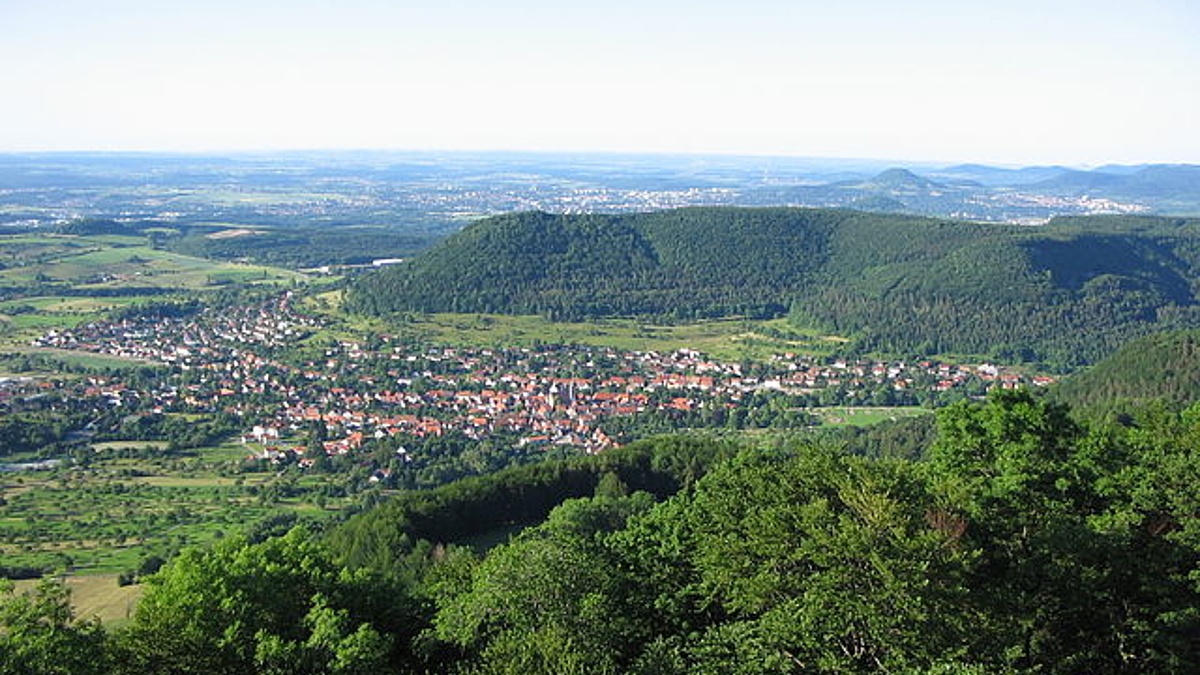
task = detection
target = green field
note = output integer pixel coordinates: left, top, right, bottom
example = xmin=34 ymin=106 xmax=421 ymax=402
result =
xmin=406 ymin=314 xmax=847 ymax=361
xmin=0 ymin=440 xmax=353 ymax=576
xmin=16 ymin=348 xmax=157 ymax=370
xmin=809 ymin=406 xmax=933 ymax=428
xmin=0 ymin=232 xmax=307 ymax=350
xmin=0 ymin=240 xmax=302 ymax=288
xmin=14 ymin=574 xmax=144 ymax=626
xmin=89 ymin=441 xmax=171 ymax=452
xmin=307 ymin=290 xmax=847 ymax=361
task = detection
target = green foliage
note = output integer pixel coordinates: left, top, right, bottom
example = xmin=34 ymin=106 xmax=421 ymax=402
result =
xmin=348 ymin=208 xmax=1200 ymax=366
xmin=618 ymin=447 xmax=978 ymax=674
xmin=111 ymin=528 xmax=416 ymax=675
xmin=816 ymin=413 xmax=938 ymax=460
xmin=423 ymin=394 xmax=1200 ymax=674
xmin=1054 ymin=329 xmax=1200 ymax=417
xmin=0 ymin=414 xmax=70 ymax=457
xmin=164 ymin=227 xmax=438 ymax=268
xmin=927 ymin=391 xmax=1200 ymax=673
xmin=54 ymin=218 xmax=139 ymax=236
xmin=931 ymin=390 xmax=1085 ymax=519
xmin=434 ymin=525 xmax=628 ymax=672
xmin=17 ymin=393 xmax=1200 ymax=674
xmin=327 ymin=436 xmax=739 ymax=584
xmin=0 ymin=578 xmax=109 ymax=675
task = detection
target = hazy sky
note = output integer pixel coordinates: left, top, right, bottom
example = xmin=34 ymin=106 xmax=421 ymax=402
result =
xmin=1 ymin=0 xmax=1197 ymax=165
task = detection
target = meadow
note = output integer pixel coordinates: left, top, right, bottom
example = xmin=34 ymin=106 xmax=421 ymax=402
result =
xmin=808 ymin=405 xmax=932 ymax=428
xmin=306 ymin=290 xmax=848 ymax=361
xmin=13 ymin=574 xmax=143 ymax=626
xmin=0 ymin=231 xmax=306 ymax=351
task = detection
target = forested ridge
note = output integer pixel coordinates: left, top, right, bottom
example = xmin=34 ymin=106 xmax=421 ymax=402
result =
xmin=347 ymin=208 xmax=1200 ymax=366
xmin=163 ymin=227 xmax=438 ymax=267
xmin=1053 ymin=329 xmax=1200 ymax=416
xmin=7 ymin=390 xmax=1200 ymax=675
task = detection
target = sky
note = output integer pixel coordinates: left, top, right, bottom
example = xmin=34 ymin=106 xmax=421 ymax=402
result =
xmin=1 ymin=0 xmax=1197 ymax=165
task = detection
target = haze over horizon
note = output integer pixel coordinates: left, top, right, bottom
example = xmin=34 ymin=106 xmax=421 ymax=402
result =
xmin=2 ymin=0 xmax=1198 ymax=166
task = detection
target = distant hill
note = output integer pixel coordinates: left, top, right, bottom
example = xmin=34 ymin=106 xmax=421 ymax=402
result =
xmin=846 ymin=194 xmax=907 ymax=213
xmin=1033 ymin=164 xmax=1200 ymax=202
xmin=1092 ymin=163 xmax=1153 ymax=176
xmin=348 ymin=208 xmax=1200 ymax=367
xmin=930 ymin=164 xmax=1071 ymax=186
xmin=54 ymin=218 xmax=142 ymax=236
xmin=1032 ymin=169 xmax=1125 ymax=192
xmin=923 ymin=163 xmax=1200 ymax=208
xmin=739 ymin=163 xmax=1200 ymax=222
xmin=863 ymin=168 xmax=940 ymax=191
xmin=1117 ymin=165 xmax=1200 ymax=200
xmin=1053 ymin=330 xmax=1200 ymax=416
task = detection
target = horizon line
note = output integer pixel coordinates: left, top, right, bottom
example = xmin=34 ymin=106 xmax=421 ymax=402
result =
xmin=1 ymin=147 xmax=1197 ymax=171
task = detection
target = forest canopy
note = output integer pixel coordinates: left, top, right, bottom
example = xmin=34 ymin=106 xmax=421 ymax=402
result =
xmin=347 ymin=208 xmax=1200 ymax=367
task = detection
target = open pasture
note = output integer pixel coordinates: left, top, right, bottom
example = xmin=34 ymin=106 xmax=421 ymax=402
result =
xmin=809 ymin=406 xmax=932 ymax=428
xmin=305 ymin=291 xmax=846 ymax=362
xmin=0 ymin=232 xmax=306 ymax=348
xmin=13 ymin=573 xmax=144 ymax=626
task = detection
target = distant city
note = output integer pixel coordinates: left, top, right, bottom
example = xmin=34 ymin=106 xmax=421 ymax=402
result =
xmin=2 ymin=151 xmax=1196 ymax=232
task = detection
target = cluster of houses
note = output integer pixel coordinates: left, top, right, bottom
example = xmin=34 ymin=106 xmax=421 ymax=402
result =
xmin=34 ymin=293 xmax=322 ymax=365
xmin=765 ymin=353 xmax=1057 ymax=393
xmin=399 ymin=183 xmax=739 ymax=216
xmin=24 ymin=293 xmax=1055 ymax=465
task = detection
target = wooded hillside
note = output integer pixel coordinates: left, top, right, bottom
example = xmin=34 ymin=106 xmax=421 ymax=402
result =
xmin=1054 ymin=329 xmax=1200 ymax=416
xmin=348 ymin=208 xmax=1200 ymax=367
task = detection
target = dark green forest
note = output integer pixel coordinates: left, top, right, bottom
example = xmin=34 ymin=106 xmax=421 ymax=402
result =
xmin=163 ymin=227 xmax=439 ymax=268
xmin=7 ymin=391 xmax=1200 ymax=675
xmin=40 ymin=218 xmax=439 ymax=268
xmin=1053 ymin=329 xmax=1200 ymax=417
xmin=346 ymin=208 xmax=1200 ymax=367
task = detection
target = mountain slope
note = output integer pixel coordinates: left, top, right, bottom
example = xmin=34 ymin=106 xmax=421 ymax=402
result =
xmin=1032 ymin=169 xmax=1125 ymax=192
xmin=347 ymin=208 xmax=1200 ymax=366
xmin=932 ymin=164 xmax=1071 ymax=186
xmin=347 ymin=208 xmax=852 ymax=319
xmin=1053 ymin=330 xmax=1200 ymax=416
xmin=1033 ymin=165 xmax=1200 ymax=202
xmin=864 ymin=168 xmax=941 ymax=191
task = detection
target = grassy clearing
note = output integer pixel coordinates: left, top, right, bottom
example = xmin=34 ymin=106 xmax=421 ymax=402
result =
xmin=0 ymin=296 xmax=149 ymax=344
xmin=196 ymin=442 xmax=257 ymax=462
xmin=399 ymin=313 xmax=846 ymax=361
xmin=0 ymin=312 xmax=92 ymax=331
xmin=14 ymin=348 xmax=158 ymax=370
xmin=14 ymin=574 xmax=144 ymax=625
xmin=0 ymin=245 xmax=301 ymax=289
xmin=809 ymin=406 xmax=932 ymax=428
xmin=90 ymin=440 xmax=171 ymax=452
xmin=0 ymin=232 xmax=306 ymax=350
xmin=452 ymin=521 xmax=530 ymax=554
xmin=0 ymin=296 xmax=144 ymax=313
xmin=128 ymin=475 xmax=244 ymax=488
xmin=305 ymin=292 xmax=845 ymax=361
xmin=0 ymin=233 xmax=304 ymax=288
